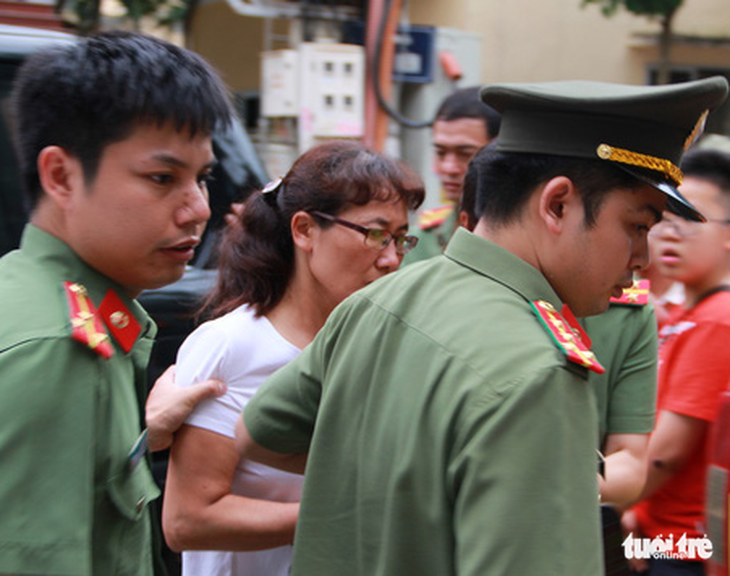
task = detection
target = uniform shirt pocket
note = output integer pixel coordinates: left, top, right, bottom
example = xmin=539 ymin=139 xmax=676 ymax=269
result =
xmin=106 ymin=459 xmax=161 ymax=521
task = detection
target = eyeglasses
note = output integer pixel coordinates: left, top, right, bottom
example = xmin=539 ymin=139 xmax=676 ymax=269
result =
xmin=649 ymin=214 xmax=730 ymax=238
xmin=310 ymin=211 xmax=419 ymax=255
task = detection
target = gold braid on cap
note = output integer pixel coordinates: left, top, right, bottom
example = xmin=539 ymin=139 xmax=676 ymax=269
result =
xmin=596 ymin=144 xmax=683 ymax=187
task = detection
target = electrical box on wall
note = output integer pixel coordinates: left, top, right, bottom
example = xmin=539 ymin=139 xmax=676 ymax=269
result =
xmin=392 ymin=25 xmax=436 ymax=84
xmin=259 ymin=42 xmax=365 ymax=174
xmin=298 ymin=42 xmax=365 ymax=152
xmin=259 ymin=42 xmax=365 ymax=157
xmin=399 ymin=27 xmax=482 ymax=211
xmin=261 ymin=49 xmax=299 ymax=118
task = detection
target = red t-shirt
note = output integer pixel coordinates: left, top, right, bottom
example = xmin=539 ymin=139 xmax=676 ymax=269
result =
xmin=634 ymin=291 xmax=730 ymax=540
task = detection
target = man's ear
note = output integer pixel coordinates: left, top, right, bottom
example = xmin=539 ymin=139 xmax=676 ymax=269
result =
xmin=37 ymin=146 xmax=83 ymax=209
xmin=458 ymin=210 xmax=471 ymax=230
xmin=538 ymin=176 xmax=579 ymax=235
xmin=290 ymin=210 xmax=318 ymax=252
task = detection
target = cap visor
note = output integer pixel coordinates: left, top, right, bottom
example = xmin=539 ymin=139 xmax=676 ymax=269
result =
xmin=615 ymin=164 xmax=706 ymax=222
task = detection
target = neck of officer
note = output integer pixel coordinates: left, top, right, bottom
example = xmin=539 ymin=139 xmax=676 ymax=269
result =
xmin=473 ymin=216 xmax=542 ymax=271
xmin=29 ymin=197 xmax=73 ymax=250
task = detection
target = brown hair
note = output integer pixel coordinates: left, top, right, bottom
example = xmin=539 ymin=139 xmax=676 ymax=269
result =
xmin=203 ymin=140 xmax=424 ymax=318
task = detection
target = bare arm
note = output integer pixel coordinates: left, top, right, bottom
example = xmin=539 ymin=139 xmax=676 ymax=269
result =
xmin=598 ymin=433 xmax=648 ymax=508
xmin=621 ymin=508 xmax=649 ymax=573
xmin=145 ymin=365 xmax=226 ymax=452
xmin=162 ymin=424 xmax=299 ymax=552
xmin=235 ymin=415 xmax=308 ymax=475
xmin=635 ymin=410 xmax=707 ymax=503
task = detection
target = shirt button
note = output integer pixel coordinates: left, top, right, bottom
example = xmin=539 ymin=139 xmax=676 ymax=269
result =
xmin=135 ymin=497 xmax=146 ymax=515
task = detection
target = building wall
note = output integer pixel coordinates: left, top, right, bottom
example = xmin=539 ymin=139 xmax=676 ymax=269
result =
xmin=407 ymin=0 xmax=730 ymax=85
xmin=673 ymin=0 xmax=730 ymax=37
xmin=188 ymin=0 xmax=266 ymax=92
xmin=186 ymin=0 xmax=730 ymax=182
xmin=187 ymin=0 xmax=730 ymax=95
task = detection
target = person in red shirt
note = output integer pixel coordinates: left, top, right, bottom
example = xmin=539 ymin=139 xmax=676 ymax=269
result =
xmin=626 ymin=148 xmax=730 ymax=575
xmin=639 ymin=245 xmax=685 ymax=330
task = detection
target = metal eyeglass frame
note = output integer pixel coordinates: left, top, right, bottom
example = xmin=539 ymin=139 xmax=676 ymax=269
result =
xmin=310 ymin=211 xmax=419 ymax=255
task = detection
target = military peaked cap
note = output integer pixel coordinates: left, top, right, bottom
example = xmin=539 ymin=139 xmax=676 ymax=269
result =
xmin=480 ymin=78 xmax=729 ymax=221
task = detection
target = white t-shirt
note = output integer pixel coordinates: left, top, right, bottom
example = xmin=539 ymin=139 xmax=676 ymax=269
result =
xmin=176 ymin=304 xmax=303 ymax=576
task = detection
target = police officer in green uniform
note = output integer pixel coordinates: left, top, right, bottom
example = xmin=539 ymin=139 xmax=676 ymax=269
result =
xmin=0 ymin=32 xmax=233 ymax=575
xmin=401 ymin=86 xmax=501 ymax=265
xmin=237 ymin=78 xmax=727 ymax=576
xmin=460 ymin=145 xmax=658 ymax=508
xmin=584 ymin=283 xmax=658 ymax=505
xmin=457 ymin=116 xmax=658 ymax=572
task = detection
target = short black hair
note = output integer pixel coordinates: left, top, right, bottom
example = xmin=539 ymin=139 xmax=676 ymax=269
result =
xmin=459 ymin=143 xmax=487 ymax=230
xmin=681 ymin=148 xmax=730 ymax=193
xmin=468 ymin=146 xmax=648 ymax=227
xmin=435 ymin=86 xmax=501 ymax=141
xmin=681 ymin=147 xmax=730 ymax=214
xmin=12 ymin=31 xmax=234 ymax=207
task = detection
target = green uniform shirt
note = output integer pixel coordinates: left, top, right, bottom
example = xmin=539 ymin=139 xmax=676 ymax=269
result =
xmin=245 ymin=227 xmax=603 ymax=576
xmin=0 ymin=225 xmax=161 ymax=576
xmin=407 ymin=209 xmax=658 ymax=449
xmin=582 ymin=303 xmax=658 ymax=445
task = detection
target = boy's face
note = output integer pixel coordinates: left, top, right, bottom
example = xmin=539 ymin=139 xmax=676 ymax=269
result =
xmin=63 ymin=122 xmax=215 ymax=296
xmin=652 ymin=176 xmax=730 ymax=292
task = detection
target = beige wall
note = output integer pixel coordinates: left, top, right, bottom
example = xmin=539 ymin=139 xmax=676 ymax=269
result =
xmin=188 ymin=0 xmax=730 ymax=91
xmin=673 ymin=0 xmax=730 ymax=37
xmin=187 ymin=1 xmax=267 ymax=92
xmin=408 ymin=0 xmax=730 ymax=85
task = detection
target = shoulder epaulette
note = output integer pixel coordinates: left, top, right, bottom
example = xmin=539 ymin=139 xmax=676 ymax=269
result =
xmin=417 ymin=205 xmax=453 ymax=230
xmin=63 ymin=281 xmax=114 ymax=359
xmin=610 ymin=279 xmax=650 ymax=306
xmin=560 ymin=304 xmax=592 ymax=349
xmin=531 ymin=300 xmax=605 ymax=374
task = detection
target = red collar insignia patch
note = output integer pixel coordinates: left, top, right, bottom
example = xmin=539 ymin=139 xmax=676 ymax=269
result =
xmin=98 ymin=289 xmax=141 ymax=354
xmin=531 ymin=300 xmax=605 ymax=374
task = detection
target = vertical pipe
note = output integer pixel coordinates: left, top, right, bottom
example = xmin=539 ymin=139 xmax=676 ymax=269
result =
xmin=364 ymin=0 xmax=401 ymax=151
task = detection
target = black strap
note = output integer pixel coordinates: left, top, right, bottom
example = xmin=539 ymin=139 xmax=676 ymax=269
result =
xmin=695 ymin=284 xmax=730 ymax=306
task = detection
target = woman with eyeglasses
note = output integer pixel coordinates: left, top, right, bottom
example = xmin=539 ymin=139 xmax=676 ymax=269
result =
xmin=162 ymin=140 xmax=424 ymax=576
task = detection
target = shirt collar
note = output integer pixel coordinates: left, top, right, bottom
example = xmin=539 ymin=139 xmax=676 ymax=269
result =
xmin=444 ymin=227 xmax=563 ymax=310
xmin=21 ymin=224 xmax=154 ymax=337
